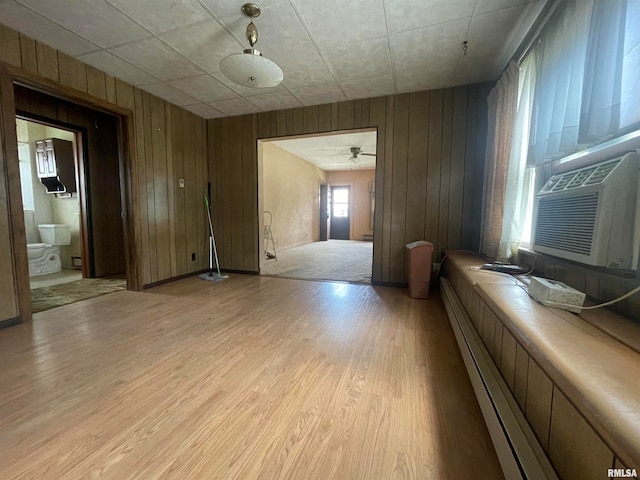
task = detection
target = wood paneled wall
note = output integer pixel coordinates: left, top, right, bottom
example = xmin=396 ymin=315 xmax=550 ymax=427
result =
xmin=208 ymin=86 xmax=491 ymax=284
xmin=0 ymin=23 xmax=208 ymax=323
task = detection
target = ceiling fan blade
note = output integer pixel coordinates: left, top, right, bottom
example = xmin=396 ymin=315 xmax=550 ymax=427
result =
xmin=360 ymin=153 xmax=376 ymax=157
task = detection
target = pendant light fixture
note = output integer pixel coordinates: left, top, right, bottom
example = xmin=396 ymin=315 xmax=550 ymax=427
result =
xmin=219 ymin=3 xmax=284 ymax=88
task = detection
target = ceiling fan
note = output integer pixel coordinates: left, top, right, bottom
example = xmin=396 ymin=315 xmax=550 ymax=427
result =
xmin=348 ymin=146 xmax=376 ymax=164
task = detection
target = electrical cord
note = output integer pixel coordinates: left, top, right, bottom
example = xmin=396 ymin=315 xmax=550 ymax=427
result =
xmin=546 ymin=284 xmax=640 ymax=311
xmin=468 ymin=266 xmax=640 ymax=311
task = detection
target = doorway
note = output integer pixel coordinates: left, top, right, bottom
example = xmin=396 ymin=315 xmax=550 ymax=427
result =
xmin=330 ymin=186 xmax=350 ymax=240
xmin=14 ymin=86 xmax=128 ymax=313
xmin=258 ymin=129 xmax=376 ymax=284
xmin=17 ymin=118 xmax=83 ymax=291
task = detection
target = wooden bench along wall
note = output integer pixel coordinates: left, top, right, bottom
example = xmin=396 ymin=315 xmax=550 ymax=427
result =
xmin=442 ymin=252 xmax=640 ymax=480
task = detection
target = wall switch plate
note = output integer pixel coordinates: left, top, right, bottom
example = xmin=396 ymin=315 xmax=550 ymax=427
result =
xmin=179 ymin=178 xmax=185 ymax=188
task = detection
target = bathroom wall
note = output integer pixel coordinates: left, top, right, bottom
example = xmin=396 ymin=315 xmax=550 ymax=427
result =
xmin=22 ymin=121 xmax=81 ymax=269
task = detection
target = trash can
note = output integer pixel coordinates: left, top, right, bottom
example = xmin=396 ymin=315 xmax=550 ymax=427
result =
xmin=405 ymin=240 xmax=434 ymax=299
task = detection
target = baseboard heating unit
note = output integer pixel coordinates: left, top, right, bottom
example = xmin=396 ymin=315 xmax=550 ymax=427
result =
xmin=441 ymin=278 xmax=558 ymax=480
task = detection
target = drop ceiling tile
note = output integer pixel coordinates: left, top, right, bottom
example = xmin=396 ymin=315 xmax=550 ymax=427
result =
xmin=466 ymin=5 xmax=527 ymax=57
xmin=390 ymin=18 xmax=469 ymax=71
xmin=181 ymin=103 xmax=226 ymax=118
xmin=141 ymin=81 xmax=199 ymax=106
xmin=288 ymin=82 xmax=346 ymax=106
xmin=76 ymin=50 xmax=159 ymax=85
xmin=248 ymin=90 xmax=302 ymax=111
xmin=16 ymin=0 xmax=149 ymax=48
xmin=106 ymin=0 xmax=212 ymax=34
xmin=322 ymin=37 xmax=391 ymax=81
xmin=170 ymin=74 xmax=239 ymax=102
xmin=218 ymin=1 xmax=311 ymax=54
xmin=160 ymin=20 xmax=243 ymax=76
xmin=385 ymin=0 xmax=475 ymax=34
xmin=110 ymin=37 xmax=205 ymax=81
xmin=395 ymin=65 xmax=456 ymax=93
xmin=267 ymin=41 xmax=335 ymax=89
xmin=213 ymin=76 xmax=288 ymax=98
xmin=454 ymin=54 xmax=501 ymax=84
xmin=476 ymin=0 xmax=535 ymax=15
xmin=339 ymin=73 xmax=395 ymax=100
xmin=210 ymin=97 xmax=259 ymax=116
xmin=0 ymin=1 xmax=99 ymax=55
xmin=199 ymin=0 xmax=289 ymax=19
xmin=292 ymin=0 xmax=387 ymax=48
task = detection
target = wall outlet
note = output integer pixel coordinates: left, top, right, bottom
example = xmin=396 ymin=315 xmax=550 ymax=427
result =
xmin=432 ymin=262 xmax=441 ymax=273
xmin=191 ymin=252 xmax=196 ymax=261
xmin=179 ymin=178 xmax=185 ymax=188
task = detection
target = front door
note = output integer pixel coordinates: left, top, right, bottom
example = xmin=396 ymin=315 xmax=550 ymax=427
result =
xmin=330 ymin=186 xmax=350 ymax=240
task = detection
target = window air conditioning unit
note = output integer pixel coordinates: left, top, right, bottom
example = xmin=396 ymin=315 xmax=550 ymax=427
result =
xmin=532 ymin=151 xmax=639 ymax=269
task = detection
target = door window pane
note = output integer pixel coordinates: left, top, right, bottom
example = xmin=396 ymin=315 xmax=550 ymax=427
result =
xmin=332 ymin=188 xmax=349 ymax=218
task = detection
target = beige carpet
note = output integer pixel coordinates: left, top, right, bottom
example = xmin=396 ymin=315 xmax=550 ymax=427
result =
xmin=31 ymin=278 xmax=127 ymax=313
xmin=261 ymin=240 xmax=373 ymax=284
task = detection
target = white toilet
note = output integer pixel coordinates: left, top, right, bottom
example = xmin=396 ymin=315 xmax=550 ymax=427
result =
xmin=27 ymin=224 xmax=71 ymax=277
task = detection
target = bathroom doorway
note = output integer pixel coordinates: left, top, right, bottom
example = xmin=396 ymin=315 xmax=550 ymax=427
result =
xmin=15 ymin=86 xmax=129 ymax=313
xmin=17 ymin=118 xmax=83 ymax=291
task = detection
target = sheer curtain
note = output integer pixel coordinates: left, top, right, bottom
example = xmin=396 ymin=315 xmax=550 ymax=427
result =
xmin=527 ymin=0 xmax=594 ymax=166
xmin=497 ymin=53 xmax=537 ymax=262
xmin=580 ymin=0 xmax=627 ymax=142
xmin=480 ymin=62 xmax=519 ymax=259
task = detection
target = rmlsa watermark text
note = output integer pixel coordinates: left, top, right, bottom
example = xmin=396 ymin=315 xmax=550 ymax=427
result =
xmin=608 ymin=468 xmax=638 ymax=478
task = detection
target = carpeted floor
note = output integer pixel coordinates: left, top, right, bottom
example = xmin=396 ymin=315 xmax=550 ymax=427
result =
xmin=261 ymin=240 xmax=373 ymax=284
xmin=31 ymin=278 xmax=127 ymax=313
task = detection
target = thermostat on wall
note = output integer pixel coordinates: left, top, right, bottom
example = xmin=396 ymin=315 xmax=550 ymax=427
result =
xmin=527 ymin=277 xmax=586 ymax=313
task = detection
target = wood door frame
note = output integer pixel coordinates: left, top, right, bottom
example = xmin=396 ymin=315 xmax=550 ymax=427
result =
xmin=0 ymin=62 xmax=140 ymax=323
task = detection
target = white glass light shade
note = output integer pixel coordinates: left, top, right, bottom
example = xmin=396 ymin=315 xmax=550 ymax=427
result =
xmin=220 ymin=50 xmax=283 ymax=88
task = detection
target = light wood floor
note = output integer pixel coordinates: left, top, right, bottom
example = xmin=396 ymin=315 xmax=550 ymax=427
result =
xmin=0 ymin=275 xmax=503 ymax=480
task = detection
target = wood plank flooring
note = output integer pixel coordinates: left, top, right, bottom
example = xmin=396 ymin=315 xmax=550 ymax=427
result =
xmin=0 ymin=275 xmax=503 ymax=479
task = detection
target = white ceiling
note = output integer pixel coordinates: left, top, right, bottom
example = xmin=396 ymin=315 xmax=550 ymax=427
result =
xmin=0 ymin=0 xmax=545 ymax=119
xmin=271 ymin=130 xmax=377 ymax=171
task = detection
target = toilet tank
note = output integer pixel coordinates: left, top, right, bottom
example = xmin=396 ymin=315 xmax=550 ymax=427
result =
xmin=38 ymin=224 xmax=71 ymax=245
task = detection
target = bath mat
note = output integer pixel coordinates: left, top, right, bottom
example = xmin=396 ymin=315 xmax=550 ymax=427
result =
xmin=31 ymin=278 xmax=127 ymax=313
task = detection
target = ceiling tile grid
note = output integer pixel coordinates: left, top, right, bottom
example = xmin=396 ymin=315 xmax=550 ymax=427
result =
xmin=0 ymin=0 xmax=546 ymax=119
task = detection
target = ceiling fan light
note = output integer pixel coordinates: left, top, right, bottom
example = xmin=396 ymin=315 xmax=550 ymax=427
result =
xmin=220 ymin=49 xmax=283 ymax=88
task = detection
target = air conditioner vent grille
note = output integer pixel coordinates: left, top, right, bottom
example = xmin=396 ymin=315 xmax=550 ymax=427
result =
xmin=584 ymin=159 xmax=620 ymax=185
xmin=535 ymin=193 xmax=599 ymax=255
xmin=540 ymin=158 xmax=622 ymax=193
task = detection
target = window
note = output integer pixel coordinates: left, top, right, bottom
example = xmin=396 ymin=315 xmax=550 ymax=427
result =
xmin=18 ymin=143 xmax=34 ymax=211
xmin=332 ymin=187 xmax=349 ymax=218
xmin=515 ymin=0 xmax=640 ymax=257
xmin=527 ymin=0 xmax=640 ymax=166
xmin=621 ymin=0 xmax=640 ymax=129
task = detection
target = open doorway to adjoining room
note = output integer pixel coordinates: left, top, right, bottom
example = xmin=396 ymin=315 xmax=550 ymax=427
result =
xmin=14 ymin=85 xmax=128 ymax=314
xmin=258 ymin=129 xmax=377 ymax=284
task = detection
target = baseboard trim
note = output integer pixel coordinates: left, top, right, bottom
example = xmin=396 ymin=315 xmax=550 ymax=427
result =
xmin=143 ymin=269 xmax=259 ymax=289
xmin=0 ymin=316 xmax=22 ymax=329
xmin=371 ymin=280 xmax=407 ymax=288
xmin=441 ymin=278 xmax=558 ymax=480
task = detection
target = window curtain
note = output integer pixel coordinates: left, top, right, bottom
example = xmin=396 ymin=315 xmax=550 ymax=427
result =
xmin=497 ymin=53 xmax=538 ymax=262
xmin=527 ymin=0 xmax=594 ymax=166
xmin=480 ymin=62 xmax=519 ymax=259
xmin=579 ymin=0 xmax=626 ymax=142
